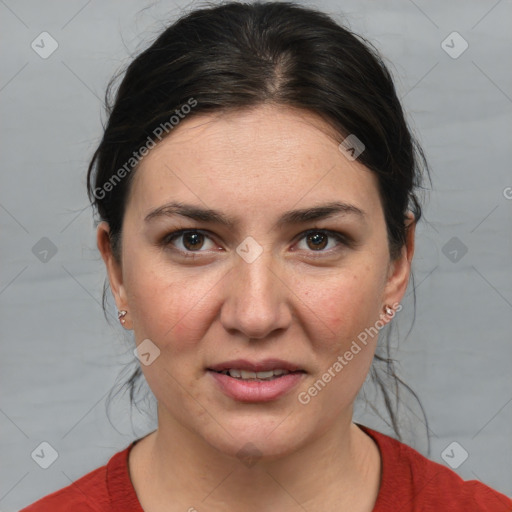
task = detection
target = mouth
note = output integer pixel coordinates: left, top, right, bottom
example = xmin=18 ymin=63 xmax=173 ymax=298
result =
xmin=207 ymin=358 xmax=306 ymax=380
xmin=206 ymin=359 xmax=306 ymax=402
xmin=208 ymin=368 xmax=305 ymax=381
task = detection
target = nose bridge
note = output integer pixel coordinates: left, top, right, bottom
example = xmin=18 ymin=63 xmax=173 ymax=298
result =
xmin=221 ymin=238 xmax=289 ymax=338
xmin=238 ymin=242 xmax=276 ymax=298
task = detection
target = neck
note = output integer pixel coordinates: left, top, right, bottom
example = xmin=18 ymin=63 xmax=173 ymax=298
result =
xmin=134 ymin=404 xmax=381 ymax=511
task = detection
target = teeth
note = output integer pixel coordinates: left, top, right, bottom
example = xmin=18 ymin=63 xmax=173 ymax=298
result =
xmin=219 ymin=369 xmax=292 ymax=380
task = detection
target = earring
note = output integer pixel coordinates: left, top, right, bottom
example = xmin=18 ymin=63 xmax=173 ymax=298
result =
xmin=118 ymin=310 xmax=127 ymax=325
xmin=383 ymin=304 xmax=394 ymax=316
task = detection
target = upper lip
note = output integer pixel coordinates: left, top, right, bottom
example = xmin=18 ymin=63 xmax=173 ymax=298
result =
xmin=207 ymin=359 xmax=305 ymax=373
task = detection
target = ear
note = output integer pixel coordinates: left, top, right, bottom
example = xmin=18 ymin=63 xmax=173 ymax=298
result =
xmin=96 ymin=222 xmax=131 ymax=327
xmin=382 ymin=211 xmax=416 ymax=308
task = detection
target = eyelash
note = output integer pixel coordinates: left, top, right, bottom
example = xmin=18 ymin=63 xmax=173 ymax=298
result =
xmin=161 ymin=228 xmax=351 ymax=259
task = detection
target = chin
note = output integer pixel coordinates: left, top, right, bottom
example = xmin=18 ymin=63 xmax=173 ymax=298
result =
xmin=199 ymin=415 xmax=311 ymax=463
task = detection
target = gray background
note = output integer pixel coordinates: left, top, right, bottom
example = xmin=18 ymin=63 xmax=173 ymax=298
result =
xmin=1 ymin=0 xmax=511 ymax=510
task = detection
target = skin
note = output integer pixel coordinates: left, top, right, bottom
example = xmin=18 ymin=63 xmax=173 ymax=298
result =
xmin=97 ymin=104 xmax=415 ymax=512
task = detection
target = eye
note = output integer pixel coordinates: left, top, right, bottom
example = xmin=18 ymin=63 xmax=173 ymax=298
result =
xmin=161 ymin=228 xmax=350 ymax=258
xmin=295 ymin=229 xmax=349 ymax=253
xmin=162 ymin=229 xmax=218 ymax=255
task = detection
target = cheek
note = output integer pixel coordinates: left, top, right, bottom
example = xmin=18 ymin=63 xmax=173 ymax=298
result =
xmin=294 ymin=268 xmax=385 ymax=413
xmin=125 ymin=255 xmax=221 ymax=347
xmin=298 ymin=266 xmax=383 ymax=350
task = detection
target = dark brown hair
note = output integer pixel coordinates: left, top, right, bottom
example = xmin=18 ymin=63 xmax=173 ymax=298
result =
xmin=87 ymin=1 xmax=431 ymax=448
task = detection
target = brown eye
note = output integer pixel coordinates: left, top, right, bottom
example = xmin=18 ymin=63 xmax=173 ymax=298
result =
xmin=163 ymin=229 xmax=216 ymax=254
xmin=296 ymin=229 xmax=349 ymax=254
xmin=305 ymin=232 xmax=329 ymax=251
xmin=181 ymin=231 xmax=205 ymax=250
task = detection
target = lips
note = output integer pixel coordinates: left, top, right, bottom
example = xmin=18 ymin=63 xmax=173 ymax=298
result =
xmin=206 ymin=358 xmax=306 ymax=402
xmin=207 ymin=358 xmax=304 ymax=373
xmin=217 ymin=368 xmax=293 ymax=380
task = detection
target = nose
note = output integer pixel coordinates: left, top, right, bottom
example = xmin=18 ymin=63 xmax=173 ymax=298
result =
xmin=219 ymin=244 xmax=292 ymax=340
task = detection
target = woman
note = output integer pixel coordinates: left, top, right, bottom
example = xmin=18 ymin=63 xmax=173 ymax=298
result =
xmin=21 ymin=2 xmax=512 ymax=511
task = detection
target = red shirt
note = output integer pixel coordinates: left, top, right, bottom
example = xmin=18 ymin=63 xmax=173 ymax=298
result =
xmin=20 ymin=424 xmax=512 ymax=511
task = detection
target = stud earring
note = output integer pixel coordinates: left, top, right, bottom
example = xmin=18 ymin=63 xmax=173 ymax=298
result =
xmin=383 ymin=304 xmax=394 ymax=316
xmin=118 ymin=310 xmax=127 ymax=325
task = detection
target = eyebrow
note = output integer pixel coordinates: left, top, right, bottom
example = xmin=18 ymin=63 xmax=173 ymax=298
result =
xmin=144 ymin=200 xmax=366 ymax=228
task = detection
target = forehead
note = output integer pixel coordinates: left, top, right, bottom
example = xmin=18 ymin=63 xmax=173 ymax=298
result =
xmin=126 ymin=105 xmax=382 ymax=225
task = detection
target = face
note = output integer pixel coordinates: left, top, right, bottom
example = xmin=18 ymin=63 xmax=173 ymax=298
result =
xmin=98 ymin=105 xmax=414 ymax=460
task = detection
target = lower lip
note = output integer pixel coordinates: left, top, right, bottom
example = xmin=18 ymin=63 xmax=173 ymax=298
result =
xmin=207 ymin=370 xmax=305 ymax=402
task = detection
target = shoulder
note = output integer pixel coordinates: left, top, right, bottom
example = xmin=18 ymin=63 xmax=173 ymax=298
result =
xmin=19 ymin=465 xmax=108 ymax=512
xmin=19 ymin=443 xmax=134 ymax=512
xmin=357 ymin=424 xmax=512 ymax=512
